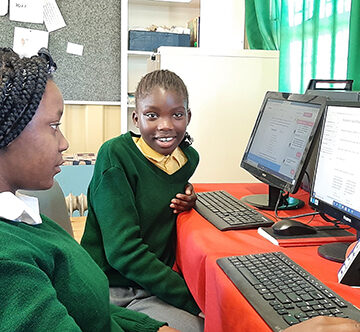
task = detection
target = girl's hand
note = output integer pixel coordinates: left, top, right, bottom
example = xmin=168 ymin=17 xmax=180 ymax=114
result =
xmin=158 ymin=326 xmax=180 ymax=332
xmin=283 ymin=316 xmax=360 ymax=332
xmin=170 ymin=183 xmax=197 ymax=214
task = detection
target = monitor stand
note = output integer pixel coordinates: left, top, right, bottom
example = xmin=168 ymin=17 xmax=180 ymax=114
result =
xmin=318 ymin=242 xmax=352 ymax=263
xmin=241 ymin=185 xmax=304 ymax=211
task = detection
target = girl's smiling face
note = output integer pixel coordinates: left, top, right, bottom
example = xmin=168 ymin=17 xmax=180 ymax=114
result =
xmin=133 ymin=86 xmax=191 ymax=156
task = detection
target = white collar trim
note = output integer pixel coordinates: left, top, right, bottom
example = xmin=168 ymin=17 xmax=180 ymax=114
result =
xmin=0 ymin=191 xmax=42 ymax=225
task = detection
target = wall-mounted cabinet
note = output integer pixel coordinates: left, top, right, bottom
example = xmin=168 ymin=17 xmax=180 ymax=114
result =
xmin=121 ymin=0 xmax=200 ymax=133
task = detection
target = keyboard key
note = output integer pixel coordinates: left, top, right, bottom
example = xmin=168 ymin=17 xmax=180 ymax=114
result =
xmin=333 ymin=298 xmax=348 ymax=308
xmin=263 ymin=293 xmax=275 ymax=300
xmin=288 ymin=293 xmax=302 ymax=302
xmin=300 ymin=294 xmax=312 ymax=301
xmin=283 ymin=314 xmax=299 ymax=325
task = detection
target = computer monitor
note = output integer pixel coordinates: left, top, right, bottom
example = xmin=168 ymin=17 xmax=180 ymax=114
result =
xmin=309 ymin=101 xmax=360 ymax=261
xmin=306 ymin=89 xmax=360 ymax=102
xmin=301 ymin=89 xmax=360 ymax=192
xmin=241 ymin=91 xmax=326 ymax=210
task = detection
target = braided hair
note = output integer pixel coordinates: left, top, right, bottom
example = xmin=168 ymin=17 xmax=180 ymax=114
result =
xmin=135 ymin=69 xmax=193 ymax=146
xmin=0 ymin=48 xmax=54 ymax=149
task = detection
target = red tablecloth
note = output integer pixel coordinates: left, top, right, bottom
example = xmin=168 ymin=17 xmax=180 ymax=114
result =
xmin=176 ymin=183 xmax=360 ymax=332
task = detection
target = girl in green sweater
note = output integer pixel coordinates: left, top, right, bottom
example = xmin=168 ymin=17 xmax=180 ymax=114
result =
xmin=0 ymin=48 xmax=175 ymax=332
xmin=81 ymin=70 xmax=204 ymax=331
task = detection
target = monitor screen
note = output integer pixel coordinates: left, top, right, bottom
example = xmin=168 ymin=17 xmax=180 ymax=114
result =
xmin=302 ymin=90 xmax=360 ymax=192
xmin=241 ymin=91 xmax=326 ymax=210
xmin=309 ymin=102 xmax=360 ymax=232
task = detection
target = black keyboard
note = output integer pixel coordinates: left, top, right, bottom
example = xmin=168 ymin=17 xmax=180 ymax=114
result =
xmin=217 ymin=252 xmax=360 ymax=331
xmin=195 ymin=190 xmax=274 ymax=231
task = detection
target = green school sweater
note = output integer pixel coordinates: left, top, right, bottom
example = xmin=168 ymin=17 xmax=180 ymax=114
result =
xmin=0 ymin=215 xmax=165 ymax=332
xmin=81 ymin=132 xmax=200 ymax=315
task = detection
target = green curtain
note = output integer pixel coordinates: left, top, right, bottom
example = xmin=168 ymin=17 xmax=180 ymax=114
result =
xmin=245 ymin=0 xmax=352 ymax=93
xmin=245 ymin=0 xmax=280 ymax=50
xmin=347 ymin=0 xmax=360 ymax=90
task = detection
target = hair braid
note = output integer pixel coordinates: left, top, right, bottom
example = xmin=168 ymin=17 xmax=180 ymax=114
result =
xmin=135 ymin=69 xmax=193 ymax=146
xmin=0 ymin=48 xmax=52 ymax=149
xmin=135 ymin=69 xmax=189 ymax=110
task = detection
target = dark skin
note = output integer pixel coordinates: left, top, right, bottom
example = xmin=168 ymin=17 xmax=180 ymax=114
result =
xmin=284 ymin=316 xmax=360 ymax=332
xmin=133 ymin=86 xmax=196 ymax=214
xmin=170 ymin=183 xmax=196 ymax=214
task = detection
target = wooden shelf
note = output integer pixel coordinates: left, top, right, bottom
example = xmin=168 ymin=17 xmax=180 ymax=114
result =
xmin=128 ymin=50 xmax=154 ymax=56
xmin=129 ymin=0 xmax=199 ymax=8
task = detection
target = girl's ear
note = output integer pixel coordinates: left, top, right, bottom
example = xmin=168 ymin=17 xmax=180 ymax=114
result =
xmin=186 ymin=108 xmax=192 ymax=125
xmin=132 ymin=110 xmax=139 ymax=128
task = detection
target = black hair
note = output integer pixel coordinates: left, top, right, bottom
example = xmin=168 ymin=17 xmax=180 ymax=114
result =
xmin=135 ymin=69 xmax=193 ymax=146
xmin=0 ymin=48 xmax=55 ymax=149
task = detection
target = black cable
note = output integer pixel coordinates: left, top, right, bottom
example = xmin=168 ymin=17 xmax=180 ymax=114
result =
xmin=274 ymin=190 xmax=319 ymax=220
xmin=319 ymin=212 xmax=351 ymax=229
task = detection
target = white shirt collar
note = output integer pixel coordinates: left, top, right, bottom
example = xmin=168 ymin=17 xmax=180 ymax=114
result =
xmin=0 ymin=192 xmax=42 ymax=225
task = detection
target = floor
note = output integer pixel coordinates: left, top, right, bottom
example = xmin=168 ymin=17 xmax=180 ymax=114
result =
xmin=71 ymin=216 xmax=86 ymax=243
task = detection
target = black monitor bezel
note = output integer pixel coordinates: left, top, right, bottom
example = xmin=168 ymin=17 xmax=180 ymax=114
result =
xmin=241 ymin=91 xmax=327 ymax=194
xmin=309 ymin=101 xmax=360 ymax=232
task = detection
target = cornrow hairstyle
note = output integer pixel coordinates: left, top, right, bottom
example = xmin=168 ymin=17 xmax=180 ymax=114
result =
xmin=135 ymin=69 xmax=193 ymax=146
xmin=0 ymin=48 xmax=55 ymax=149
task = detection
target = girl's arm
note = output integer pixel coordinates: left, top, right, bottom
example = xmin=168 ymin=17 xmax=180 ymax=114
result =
xmin=0 ymin=259 xmax=83 ymax=331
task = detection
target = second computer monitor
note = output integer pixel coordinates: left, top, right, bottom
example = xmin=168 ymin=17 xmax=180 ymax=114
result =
xmin=310 ymin=101 xmax=360 ymax=231
xmin=241 ymin=91 xmax=326 ymax=210
xmin=309 ymin=101 xmax=360 ymax=262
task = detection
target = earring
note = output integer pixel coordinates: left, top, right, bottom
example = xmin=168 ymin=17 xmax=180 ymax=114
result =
xmin=183 ymin=132 xmax=193 ymax=146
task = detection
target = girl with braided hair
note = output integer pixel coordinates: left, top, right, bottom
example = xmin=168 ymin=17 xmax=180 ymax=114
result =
xmin=0 ymin=48 xmax=176 ymax=332
xmin=81 ymin=70 xmax=204 ymax=331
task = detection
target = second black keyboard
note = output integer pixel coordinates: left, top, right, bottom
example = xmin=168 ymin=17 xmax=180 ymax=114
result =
xmin=217 ymin=252 xmax=360 ymax=331
xmin=195 ymin=190 xmax=274 ymax=231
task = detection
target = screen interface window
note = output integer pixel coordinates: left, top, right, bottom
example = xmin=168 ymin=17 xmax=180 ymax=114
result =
xmin=311 ymin=105 xmax=360 ymax=220
xmin=245 ymin=99 xmax=320 ymax=184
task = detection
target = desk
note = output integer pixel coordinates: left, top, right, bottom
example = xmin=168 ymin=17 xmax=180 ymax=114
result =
xmin=176 ymin=183 xmax=360 ymax=332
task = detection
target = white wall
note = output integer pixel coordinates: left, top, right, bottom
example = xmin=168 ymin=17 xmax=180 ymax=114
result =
xmin=200 ymin=0 xmax=245 ymax=49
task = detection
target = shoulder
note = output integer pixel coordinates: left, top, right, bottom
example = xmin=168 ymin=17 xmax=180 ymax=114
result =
xmin=98 ymin=132 xmax=131 ymax=155
xmin=96 ymin=132 xmax=139 ymax=169
xmin=183 ymin=145 xmax=199 ymax=164
xmin=0 ymin=219 xmax=44 ymax=262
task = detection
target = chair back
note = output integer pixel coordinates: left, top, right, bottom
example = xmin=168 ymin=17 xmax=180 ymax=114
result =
xmin=17 ymin=180 xmax=74 ymax=237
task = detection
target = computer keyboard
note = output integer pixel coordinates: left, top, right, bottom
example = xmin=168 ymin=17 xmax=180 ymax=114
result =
xmin=217 ymin=252 xmax=360 ymax=331
xmin=195 ymin=190 xmax=274 ymax=231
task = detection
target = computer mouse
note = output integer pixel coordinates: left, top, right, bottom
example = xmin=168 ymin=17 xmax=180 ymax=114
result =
xmin=272 ymin=219 xmax=317 ymax=236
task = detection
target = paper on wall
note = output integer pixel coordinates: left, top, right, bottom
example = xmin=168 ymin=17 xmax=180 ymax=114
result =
xmin=9 ymin=0 xmax=43 ymax=24
xmin=0 ymin=0 xmax=8 ymax=16
xmin=13 ymin=27 xmax=49 ymax=58
xmin=43 ymin=0 xmax=66 ymax=32
xmin=66 ymin=42 xmax=83 ymax=56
